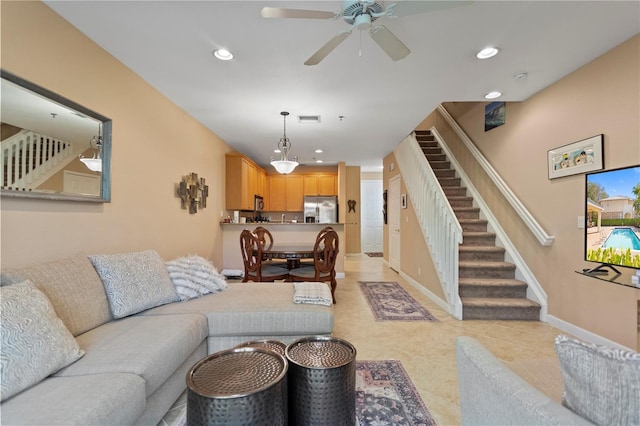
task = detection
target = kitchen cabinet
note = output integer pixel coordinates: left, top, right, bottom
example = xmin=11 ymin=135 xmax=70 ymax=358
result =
xmin=268 ymin=176 xmax=287 ymax=211
xmin=225 ymin=153 xmax=266 ymax=211
xmin=268 ymin=175 xmax=303 ymax=212
xmin=286 ymin=175 xmax=304 ymax=211
xmin=303 ymin=174 xmax=337 ymax=195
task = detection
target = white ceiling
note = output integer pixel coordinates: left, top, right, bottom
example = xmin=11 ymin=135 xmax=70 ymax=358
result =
xmin=44 ymin=1 xmax=639 ymax=172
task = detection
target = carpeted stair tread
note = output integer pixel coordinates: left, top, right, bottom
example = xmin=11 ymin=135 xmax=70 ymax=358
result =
xmin=459 ymin=278 xmax=528 ymax=298
xmin=459 ymin=245 xmax=502 ymax=252
xmin=461 ymin=297 xmax=541 ymax=320
xmin=459 ymin=277 xmax=527 ymax=286
xmin=459 ymin=245 xmax=505 ymax=260
xmin=462 ymin=297 xmax=539 ymax=308
xmin=459 ymin=260 xmax=515 ymax=269
xmin=458 ymin=219 xmax=489 ymax=232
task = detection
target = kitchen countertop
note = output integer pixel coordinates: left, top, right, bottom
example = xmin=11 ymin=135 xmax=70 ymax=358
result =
xmin=220 ymin=222 xmax=342 ymax=225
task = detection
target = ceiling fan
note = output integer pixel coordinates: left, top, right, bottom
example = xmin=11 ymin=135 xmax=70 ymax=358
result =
xmin=261 ymin=1 xmax=473 ymax=66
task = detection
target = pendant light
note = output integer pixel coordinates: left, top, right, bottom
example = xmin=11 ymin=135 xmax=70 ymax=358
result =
xmin=270 ymin=111 xmax=298 ymax=174
xmin=79 ymin=122 xmax=103 ymax=172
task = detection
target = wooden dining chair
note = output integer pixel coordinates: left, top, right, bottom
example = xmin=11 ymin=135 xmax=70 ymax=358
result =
xmin=252 ymin=226 xmax=288 ymax=268
xmin=252 ymin=226 xmax=274 ymax=251
xmin=288 ymin=229 xmax=339 ymax=303
xmin=299 ymin=226 xmax=335 ymax=267
xmin=240 ymin=229 xmax=289 ymax=282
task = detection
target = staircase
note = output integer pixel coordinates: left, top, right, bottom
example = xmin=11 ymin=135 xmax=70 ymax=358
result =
xmin=1 ymin=130 xmax=74 ymax=190
xmin=415 ymin=130 xmax=540 ymax=320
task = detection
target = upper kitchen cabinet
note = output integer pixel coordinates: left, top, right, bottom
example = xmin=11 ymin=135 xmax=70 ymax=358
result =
xmin=225 ymin=153 xmax=266 ymax=211
xmin=269 ymin=175 xmax=303 ymax=212
xmin=303 ymin=174 xmax=337 ymax=196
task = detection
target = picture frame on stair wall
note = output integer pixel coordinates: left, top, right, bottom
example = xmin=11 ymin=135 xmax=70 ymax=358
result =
xmin=484 ymin=101 xmax=505 ymax=132
xmin=547 ymin=134 xmax=604 ymax=179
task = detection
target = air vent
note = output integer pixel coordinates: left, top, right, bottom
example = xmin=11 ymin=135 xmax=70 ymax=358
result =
xmin=298 ymin=115 xmax=321 ymax=124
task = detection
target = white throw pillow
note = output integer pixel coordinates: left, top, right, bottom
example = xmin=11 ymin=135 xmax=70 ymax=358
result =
xmin=555 ymin=334 xmax=640 ymax=426
xmin=0 ymin=280 xmax=84 ymax=401
xmin=89 ymin=250 xmax=178 ymax=319
xmin=165 ymin=255 xmax=228 ymax=301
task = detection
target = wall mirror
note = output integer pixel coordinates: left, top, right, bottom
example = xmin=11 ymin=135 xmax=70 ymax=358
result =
xmin=0 ymin=70 xmax=111 ymax=202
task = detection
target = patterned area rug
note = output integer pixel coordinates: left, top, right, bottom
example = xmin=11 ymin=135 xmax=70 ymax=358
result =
xmin=365 ymin=252 xmax=384 ymax=257
xmin=357 ymin=360 xmax=436 ymax=425
xmin=168 ymin=360 xmax=436 ymax=426
xmin=359 ymin=281 xmax=439 ymax=321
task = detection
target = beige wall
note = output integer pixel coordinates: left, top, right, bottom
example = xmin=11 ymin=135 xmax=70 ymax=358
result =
xmin=1 ymin=2 xmax=232 ymax=268
xmin=382 ymin=152 xmax=445 ymax=299
xmin=345 ymin=166 xmax=361 ymax=253
xmin=391 ymin=35 xmax=638 ymax=348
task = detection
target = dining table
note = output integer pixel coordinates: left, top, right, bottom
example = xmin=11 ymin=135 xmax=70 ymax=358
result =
xmin=263 ymin=244 xmax=315 ymax=270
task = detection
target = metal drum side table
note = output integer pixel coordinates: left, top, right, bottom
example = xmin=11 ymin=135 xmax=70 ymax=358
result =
xmin=186 ymin=347 xmax=288 ymax=426
xmin=285 ymin=336 xmax=357 ymax=426
xmin=235 ymin=339 xmax=287 ymax=357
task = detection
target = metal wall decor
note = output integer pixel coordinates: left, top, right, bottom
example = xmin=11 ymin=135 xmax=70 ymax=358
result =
xmin=178 ymin=172 xmax=208 ymax=214
xmin=347 ymin=199 xmax=356 ymax=213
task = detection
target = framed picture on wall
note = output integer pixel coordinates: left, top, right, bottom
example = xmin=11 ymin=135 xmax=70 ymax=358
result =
xmin=548 ymin=134 xmax=604 ymax=179
xmin=485 ymin=101 xmax=505 ymax=131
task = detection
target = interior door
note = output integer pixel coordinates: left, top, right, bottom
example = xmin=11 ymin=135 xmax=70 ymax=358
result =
xmin=361 ymin=180 xmax=383 ymax=253
xmin=388 ymin=176 xmax=401 ymax=272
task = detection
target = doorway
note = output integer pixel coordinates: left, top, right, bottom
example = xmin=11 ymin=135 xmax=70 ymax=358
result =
xmin=361 ymin=180 xmax=383 ymax=253
xmin=388 ymin=175 xmax=401 ymax=272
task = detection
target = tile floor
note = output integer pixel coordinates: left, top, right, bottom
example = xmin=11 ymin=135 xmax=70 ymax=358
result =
xmin=159 ymin=253 xmax=569 ymax=425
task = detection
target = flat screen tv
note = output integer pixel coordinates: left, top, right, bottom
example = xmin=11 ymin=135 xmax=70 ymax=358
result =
xmin=584 ymin=164 xmax=640 ymax=273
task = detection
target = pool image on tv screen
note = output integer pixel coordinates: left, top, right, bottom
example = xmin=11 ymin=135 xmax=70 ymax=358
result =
xmin=585 ymin=165 xmax=640 ymax=270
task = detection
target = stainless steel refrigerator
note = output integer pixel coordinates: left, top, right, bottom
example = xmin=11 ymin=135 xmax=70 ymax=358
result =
xmin=304 ymin=196 xmax=338 ymax=223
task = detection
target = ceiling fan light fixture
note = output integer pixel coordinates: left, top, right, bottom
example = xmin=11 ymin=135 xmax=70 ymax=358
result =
xmin=270 ymin=111 xmax=299 ymax=174
xmin=213 ymin=49 xmax=234 ymax=60
xmin=476 ymin=47 xmax=499 ymax=59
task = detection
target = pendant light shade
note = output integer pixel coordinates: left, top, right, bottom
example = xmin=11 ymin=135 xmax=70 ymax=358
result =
xmin=270 ymin=111 xmax=298 ymax=174
xmin=80 ymin=123 xmax=103 ymax=172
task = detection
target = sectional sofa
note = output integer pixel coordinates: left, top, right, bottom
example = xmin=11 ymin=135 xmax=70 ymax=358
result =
xmin=456 ymin=336 xmax=639 ymax=426
xmin=0 ymin=250 xmax=334 ymax=425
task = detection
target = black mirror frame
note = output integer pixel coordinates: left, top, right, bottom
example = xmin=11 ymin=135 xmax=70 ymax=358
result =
xmin=0 ymin=69 xmax=111 ymax=203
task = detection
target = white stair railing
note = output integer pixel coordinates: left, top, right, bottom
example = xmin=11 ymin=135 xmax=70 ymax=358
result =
xmin=1 ymin=130 xmax=74 ymax=190
xmin=394 ymin=133 xmax=463 ymax=319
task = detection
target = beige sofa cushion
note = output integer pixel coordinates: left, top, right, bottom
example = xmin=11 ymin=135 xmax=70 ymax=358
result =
xmin=0 ymin=280 xmax=85 ymax=401
xmin=555 ymin=335 xmax=640 ymax=426
xmin=1 ymin=254 xmax=111 ymax=336
xmin=89 ymin=250 xmax=178 ymax=319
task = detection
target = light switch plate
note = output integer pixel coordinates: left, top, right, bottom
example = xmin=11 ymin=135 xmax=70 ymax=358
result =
xmin=578 ymin=215 xmax=585 ymax=229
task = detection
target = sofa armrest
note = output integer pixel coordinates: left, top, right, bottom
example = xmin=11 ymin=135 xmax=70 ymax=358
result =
xmin=455 ymin=336 xmax=593 ymax=426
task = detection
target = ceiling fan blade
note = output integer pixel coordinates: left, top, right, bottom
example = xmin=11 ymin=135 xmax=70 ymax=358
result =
xmin=304 ymin=31 xmax=351 ymax=66
xmin=386 ymin=1 xmax=473 ymax=18
xmin=369 ymin=25 xmax=410 ymax=61
xmin=260 ymin=7 xmax=338 ymax=20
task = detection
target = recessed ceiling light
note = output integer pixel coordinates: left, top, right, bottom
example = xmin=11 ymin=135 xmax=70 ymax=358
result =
xmin=476 ymin=47 xmax=499 ymax=59
xmin=485 ymin=91 xmax=502 ymax=99
xmin=213 ymin=49 xmax=233 ymax=61
xmin=316 ymin=159 xmax=323 ymax=164
xmin=315 ymin=149 xmax=323 ymax=153
xmin=274 ymin=149 xmax=281 ymax=153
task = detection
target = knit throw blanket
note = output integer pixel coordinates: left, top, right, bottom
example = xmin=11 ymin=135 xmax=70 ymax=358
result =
xmin=293 ymin=282 xmax=332 ymax=306
xmin=165 ymin=255 xmax=228 ymax=301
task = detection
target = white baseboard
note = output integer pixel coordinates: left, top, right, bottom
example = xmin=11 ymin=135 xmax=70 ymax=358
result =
xmin=547 ymin=314 xmax=635 ymax=351
xmin=400 ymin=272 xmax=452 ymax=315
